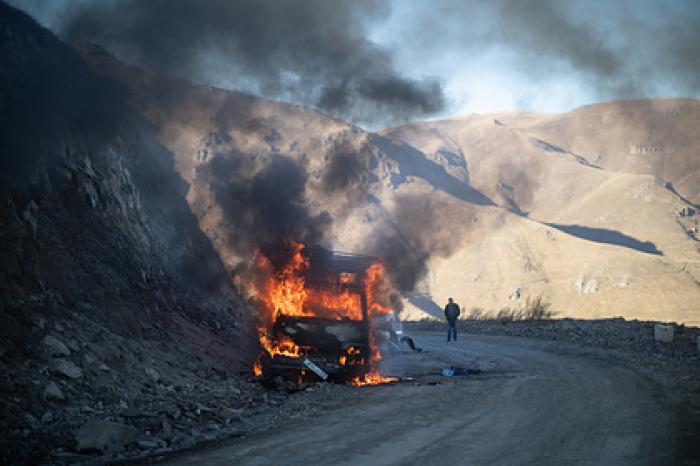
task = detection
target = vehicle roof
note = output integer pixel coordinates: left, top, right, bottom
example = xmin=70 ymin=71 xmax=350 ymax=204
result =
xmin=330 ymin=252 xmax=379 ymax=274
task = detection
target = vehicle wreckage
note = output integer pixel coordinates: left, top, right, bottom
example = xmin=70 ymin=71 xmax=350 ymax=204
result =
xmin=253 ymin=247 xmax=403 ymax=385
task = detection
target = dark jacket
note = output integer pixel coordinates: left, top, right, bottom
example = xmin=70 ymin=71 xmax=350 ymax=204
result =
xmin=444 ymin=302 xmax=460 ymax=322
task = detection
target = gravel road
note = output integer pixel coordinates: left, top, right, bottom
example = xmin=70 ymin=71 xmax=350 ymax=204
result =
xmin=161 ymin=332 xmax=676 ymax=466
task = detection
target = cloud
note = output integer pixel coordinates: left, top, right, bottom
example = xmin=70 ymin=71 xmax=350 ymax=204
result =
xmin=384 ymin=0 xmax=700 ymax=109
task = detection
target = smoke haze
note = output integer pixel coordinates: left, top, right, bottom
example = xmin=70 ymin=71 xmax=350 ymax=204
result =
xmin=57 ymin=0 xmax=445 ymax=128
xmin=10 ymin=0 xmax=700 ymax=120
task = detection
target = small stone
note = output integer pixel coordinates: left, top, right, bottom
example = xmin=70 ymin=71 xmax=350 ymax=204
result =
xmin=136 ymin=439 xmax=164 ymax=450
xmin=159 ymin=403 xmax=181 ymax=419
xmin=75 ymin=420 xmax=137 ymax=453
xmin=51 ymin=359 xmax=83 ymax=379
xmin=144 ymin=367 xmax=160 ymax=383
xmin=99 ymin=363 xmax=110 ymax=371
xmin=44 ymin=381 xmax=65 ymax=401
xmin=51 ymin=451 xmax=93 ymax=464
xmin=54 ymin=322 xmax=65 ymax=332
xmin=120 ymin=407 xmax=142 ymax=418
xmin=36 ymin=318 xmax=47 ymax=331
xmin=216 ymin=407 xmax=242 ymax=420
xmin=41 ymin=412 xmax=54 ymax=424
xmin=42 ymin=335 xmax=70 ymax=356
xmin=173 ymin=434 xmax=196 ymax=450
xmin=196 ymin=402 xmax=213 ymax=413
xmin=67 ymin=339 xmax=80 ymax=352
xmin=24 ymin=414 xmax=40 ymax=430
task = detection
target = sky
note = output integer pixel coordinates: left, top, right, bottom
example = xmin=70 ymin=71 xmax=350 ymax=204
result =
xmin=9 ymin=0 xmax=700 ymax=128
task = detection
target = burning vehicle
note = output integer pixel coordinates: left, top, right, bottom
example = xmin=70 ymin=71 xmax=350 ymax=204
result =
xmin=250 ymin=241 xmax=398 ymax=385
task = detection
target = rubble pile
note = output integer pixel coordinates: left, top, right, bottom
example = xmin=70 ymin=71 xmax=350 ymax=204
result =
xmin=1 ymin=291 xmax=350 ymax=464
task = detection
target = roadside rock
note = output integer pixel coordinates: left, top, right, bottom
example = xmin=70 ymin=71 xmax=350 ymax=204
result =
xmin=137 ymin=439 xmax=165 ymax=450
xmin=217 ymin=407 xmax=243 ymax=421
xmin=144 ymin=367 xmax=160 ymax=383
xmin=44 ymin=381 xmax=65 ymax=401
xmin=75 ymin=420 xmax=137 ymax=453
xmin=51 ymin=359 xmax=83 ymax=379
xmin=172 ymin=434 xmax=196 ymax=450
xmin=43 ymin=335 xmax=71 ymax=356
xmin=51 ymin=450 xmax=94 ymax=465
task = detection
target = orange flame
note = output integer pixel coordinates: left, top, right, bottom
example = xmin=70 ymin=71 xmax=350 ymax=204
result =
xmin=258 ymin=330 xmax=305 ymax=358
xmin=253 ymin=241 xmax=364 ymax=322
xmin=252 ymin=356 xmax=263 ymax=377
xmin=249 ymin=239 xmax=397 ymax=385
xmin=351 ymin=373 xmax=398 ymax=386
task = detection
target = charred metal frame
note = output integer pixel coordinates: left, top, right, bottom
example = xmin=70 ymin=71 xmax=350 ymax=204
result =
xmin=262 ymin=252 xmax=378 ymax=382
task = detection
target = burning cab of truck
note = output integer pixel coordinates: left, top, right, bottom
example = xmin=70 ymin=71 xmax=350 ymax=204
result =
xmin=250 ymin=241 xmax=398 ymax=385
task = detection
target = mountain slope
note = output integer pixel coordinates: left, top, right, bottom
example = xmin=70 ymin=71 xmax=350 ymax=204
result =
xmin=0 ymin=5 xmax=253 ymax=462
xmin=79 ymin=44 xmax=699 ymax=325
xmin=383 ymin=104 xmax=700 ymax=324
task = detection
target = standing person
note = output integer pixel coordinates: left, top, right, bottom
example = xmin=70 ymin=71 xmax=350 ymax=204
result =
xmin=444 ymin=297 xmax=460 ymax=342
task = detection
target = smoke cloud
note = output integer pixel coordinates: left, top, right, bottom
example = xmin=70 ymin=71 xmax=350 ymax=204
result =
xmin=203 ymin=153 xmax=331 ymax=271
xmin=366 ymin=194 xmax=466 ymax=292
xmin=398 ymin=0 xmax=700 ymax=102
xmin=199 ymin=142 xmax=458 ymax=296
xmin=52 ymin=0 xmax=445 ymax=128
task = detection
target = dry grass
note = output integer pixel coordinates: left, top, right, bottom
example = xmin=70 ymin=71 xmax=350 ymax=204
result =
xmin=464 ymin=296 xmax=557 ymax=321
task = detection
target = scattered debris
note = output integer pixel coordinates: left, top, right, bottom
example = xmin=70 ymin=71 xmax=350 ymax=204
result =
xmin=441 ymin=366 xmax=481 ymax=377
xmin=400 ymin=336 xmax=422 ymax=352
xmin=303 ymin=358 xmax=329 ymax=380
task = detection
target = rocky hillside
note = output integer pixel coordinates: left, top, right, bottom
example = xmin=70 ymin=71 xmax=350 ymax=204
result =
xmin=0 ymin=4 xmax=254 ymax=463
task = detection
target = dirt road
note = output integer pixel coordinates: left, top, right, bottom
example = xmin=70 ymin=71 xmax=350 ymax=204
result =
xmin=162 ymin=333 xmax=674 ymax=465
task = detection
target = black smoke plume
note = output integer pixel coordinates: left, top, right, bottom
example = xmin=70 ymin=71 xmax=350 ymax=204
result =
xmin=57 ymin=0 xmax=445 ymax=128
xmin=204 ymin=153 xmax=331 ymax=270
xmin=406 ymin=0 xmax=700 ymax=100
xmin=366 ymin=194 xmax=466 ymax=293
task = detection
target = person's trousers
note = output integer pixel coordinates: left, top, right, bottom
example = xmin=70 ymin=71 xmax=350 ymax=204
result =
xmin=447 ymin=320 xmax=457 ymax=341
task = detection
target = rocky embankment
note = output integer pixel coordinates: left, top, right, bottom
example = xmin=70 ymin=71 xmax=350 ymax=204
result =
xmin=0 ymin=4 xmax=257 ymax=464
xmin=3 ymin=307 xmax=346 ymax=465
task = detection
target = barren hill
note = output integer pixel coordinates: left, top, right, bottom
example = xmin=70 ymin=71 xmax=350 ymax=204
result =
xmin=79 ymin=45 xmax=700 ymax=326
xmin=383 ymin=103 xmax=700 ymax=324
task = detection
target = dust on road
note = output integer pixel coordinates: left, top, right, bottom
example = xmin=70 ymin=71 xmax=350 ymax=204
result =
xmin=161 ymin=333 xmax=674 ymax=466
